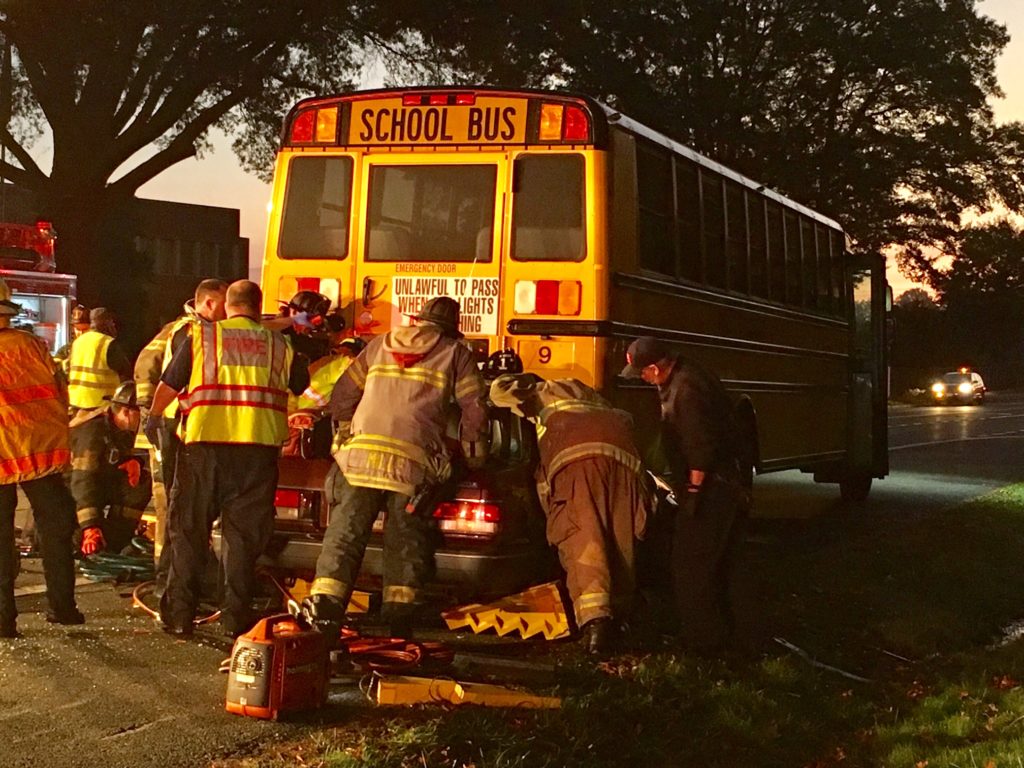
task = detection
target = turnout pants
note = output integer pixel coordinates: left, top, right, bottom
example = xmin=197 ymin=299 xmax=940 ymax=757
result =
xmin=546 ymin=457 xmax=647 ymax=627
xmin=163 ymin=443 xmax=277 ymax=633
xmin=0 ymin=476 xmax=78 ymax=624
xmin=151 ymin=419 xmax=182 ymax=588
xmin=672 ymin=474 xmax=746 ymax=652
xmin=313 ymin=465 xmax=434 ymax=622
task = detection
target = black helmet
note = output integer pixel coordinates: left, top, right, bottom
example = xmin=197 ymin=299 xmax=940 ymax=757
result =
xmin=410 ymin=296 xmax=462 ymax=338
xmin=484 ymin=349 xmax=524 ymax=380
xmin=104 ymin=382 xmax=138 ymax=409
xmin=288 ymin=290 xmax=331 ymax=318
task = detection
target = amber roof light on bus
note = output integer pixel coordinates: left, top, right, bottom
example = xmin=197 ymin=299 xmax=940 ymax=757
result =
xmin=539 ymin=102 xmax=591 ymax=143
xmin=402 ymin=92 xmax=477 ymax=106
xmin=315 ymin=107 xmax=338 ymax=142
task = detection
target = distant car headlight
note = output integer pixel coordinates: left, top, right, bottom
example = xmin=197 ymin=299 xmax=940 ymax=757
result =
xmin=958 ymin=382 xmax=972 ymax=395
xmin=931 ymin=382 xmax=945 ymax=394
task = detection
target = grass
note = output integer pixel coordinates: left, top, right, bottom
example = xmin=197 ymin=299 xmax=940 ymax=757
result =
xmin=217 ymin=485 xmax=1024 ymax=768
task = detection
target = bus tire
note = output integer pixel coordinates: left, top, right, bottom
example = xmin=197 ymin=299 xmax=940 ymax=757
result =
xmin=839 ymin=474 xmax=872 ymax=504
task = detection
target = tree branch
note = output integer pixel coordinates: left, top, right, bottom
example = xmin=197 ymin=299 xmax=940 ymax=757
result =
xmin=0 ymin=126 xmax=44 ymax=179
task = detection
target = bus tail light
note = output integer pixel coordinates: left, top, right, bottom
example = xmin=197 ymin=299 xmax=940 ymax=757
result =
xmin=563 ymin=105 xmax=589 ymax=141
xmin=290 ymin=110 xmax=315 ymax=143
xmin=433 ymin=501 xmax=502 ymax=537
xmin=538 ymin=103 xmax=590 ymax=142
xmin=514 ymin=280 xmax=582 ymax=316
xmin=278 ymin=277 xmax=340 ymax=308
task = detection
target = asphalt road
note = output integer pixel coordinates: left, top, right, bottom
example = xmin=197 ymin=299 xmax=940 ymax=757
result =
xmin=4 ymin=395 xmax=1024 ymax=767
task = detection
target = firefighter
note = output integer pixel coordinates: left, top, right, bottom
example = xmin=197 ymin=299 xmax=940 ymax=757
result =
xmin=0 ymin=278 xmax=83 ymax=637
xmin=53 ymin=303 xmax=91 ymax=375
xmin=621 ymin=336 xmax=746 ymax=654
xmin=300 ymin=296 xmax=489 ymax=639
xmin=279 ymin=289 xmax=334 ymax=361
xmin=148 ymin=280 xmax=308 ymax=638
xmin=69 ymin=382 xmax=152 ymax=555
xmin=133 ymin=279 xmax=228 ymax=583
xmin=490 ymin=374 xmax=651 ymax=654
xmin=66 ymin=307 xmax=132 ymax=411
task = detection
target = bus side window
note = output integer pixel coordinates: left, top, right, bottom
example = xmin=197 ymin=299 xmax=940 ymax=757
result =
xmin=676 ymin=157 xmax=702 ymax=283
xmin=636 ymin=141 xmax=675 ymax=276
xmin=766 ymin=201 xmax=785 ymax=302
xmin=783 ymin=210 xmax=801 ymax=307
xmin=702 ymin=174 xmax=725 ymax=288
xmin=749 ymin=196 xmax=769 ymax=298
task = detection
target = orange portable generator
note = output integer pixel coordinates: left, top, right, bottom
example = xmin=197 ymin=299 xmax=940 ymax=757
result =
xmin=225 ymin=614 xmax=329 ymax=720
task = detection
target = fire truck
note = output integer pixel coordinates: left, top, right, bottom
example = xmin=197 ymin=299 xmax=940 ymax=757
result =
xmin=0 ymin=220 xmax=77 ymax=355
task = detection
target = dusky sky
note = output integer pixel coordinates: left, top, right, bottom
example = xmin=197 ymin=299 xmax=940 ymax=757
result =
xmin=126 ymin=1 xmax=1024 ymax=294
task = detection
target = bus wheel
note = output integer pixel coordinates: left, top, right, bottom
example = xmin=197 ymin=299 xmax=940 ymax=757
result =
xmin=839 ymin=474 xmax=872 ymax=504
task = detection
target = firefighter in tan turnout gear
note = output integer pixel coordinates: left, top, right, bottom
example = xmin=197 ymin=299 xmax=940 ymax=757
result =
xmin=133 ymin=279 xmax=228 ymax=585
xmin=490 ymin=374 xmax=651 ymax=654
xmin=301 ymin=296 xmax=489 ymax=639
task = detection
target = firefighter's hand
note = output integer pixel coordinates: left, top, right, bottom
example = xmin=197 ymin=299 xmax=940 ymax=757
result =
xmin=143 ymin=414 xmax=161 ymax=448
xmin=119 ymin=459 xmax=142 ymax=488
xmin=81 ymin=526 xmax=106 ymax=556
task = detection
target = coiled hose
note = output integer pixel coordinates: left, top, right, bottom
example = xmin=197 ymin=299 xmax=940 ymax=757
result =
xmin=78 ymin=536 xmax=156 ymax=582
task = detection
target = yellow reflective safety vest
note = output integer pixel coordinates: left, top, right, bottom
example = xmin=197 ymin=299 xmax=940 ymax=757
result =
xmin=160 ymin=315 xmax=197 ymax=418
xmin=0 ymin=328 xmax=71 ymax=483
xmin=67 ymin=329 xmax=119 ymax=408
xmin=178 ymin=316 xmax=292 ymax=446
xmin=293 ymin=354 xmax=352 ymax=411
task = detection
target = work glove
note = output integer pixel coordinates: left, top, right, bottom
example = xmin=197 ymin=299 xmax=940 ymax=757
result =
xmin=288 ymin=411 xmax=317 ymax=431
xmin=81 ymin=526 xmax=106 ymax=556
xmin=292 ymin=311 xmax=314 ymax=329
xmin=118 ymin=459 xmax=142 ymax=488
xmin=143 ymin=414 xmax=162 ymax=449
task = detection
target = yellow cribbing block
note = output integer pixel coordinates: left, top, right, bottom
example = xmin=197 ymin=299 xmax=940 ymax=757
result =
xmin=280 ymin=579 xmax=372 ymax=614
xmin=442 ymin=582 xmax=570 ymax=640
xmin=374 ymin=675 xmax=560 ymax=709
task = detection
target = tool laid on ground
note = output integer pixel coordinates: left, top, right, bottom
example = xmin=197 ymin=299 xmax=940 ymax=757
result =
xmin=373 ymin=673 xmax=561 ymax=709
xmin=442 ymin=582 xmax=571 ymax=640
xmin=225 ymin=613 xmax=329 ymax=720
xmin=78 ymin=536 xmax=156 ymax=582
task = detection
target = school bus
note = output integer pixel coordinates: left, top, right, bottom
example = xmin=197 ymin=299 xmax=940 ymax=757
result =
xmin=260 ymin=87 xmax=889 ymax=501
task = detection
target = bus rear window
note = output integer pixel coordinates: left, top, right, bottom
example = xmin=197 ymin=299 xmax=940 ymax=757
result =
xmin=365 ymin=165 xmax=496 ymax=262
xmin=512 ymin=154 xmax=585 ymax=262
xmin=279 ymin=156 xmax=353 ymax=260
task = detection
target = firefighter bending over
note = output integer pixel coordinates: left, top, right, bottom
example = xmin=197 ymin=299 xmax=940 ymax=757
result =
xmin=69 ymin=382 xmax=151 ymax=555
xmin=490 ymin=374 xmax=651 ymax=654
xmin=301 ymin=297 xmax=489 ymax=639
xmin=66 ymin=307 xmax=132 ymax=411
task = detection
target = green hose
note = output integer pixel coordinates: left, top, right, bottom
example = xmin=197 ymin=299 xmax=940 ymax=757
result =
xmin=78 ymin=536 xmax=156 ymax=582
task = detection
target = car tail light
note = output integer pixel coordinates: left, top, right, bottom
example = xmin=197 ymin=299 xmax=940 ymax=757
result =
xmin=433 ymin=501 xmax=502 ymax=537
xmin=514 ymin=280 xmax=582 ymax=316
xmin=274 ymin=489 xmax=318 ymax=521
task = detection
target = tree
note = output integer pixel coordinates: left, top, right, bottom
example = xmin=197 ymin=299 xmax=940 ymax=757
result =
xmin=895 ymin=288 xmax=937 ymax=310
xmin=0 ymin=0 xmax=386 ymax=305
xmin=383 ymin=0 xmax=1024 ymax=285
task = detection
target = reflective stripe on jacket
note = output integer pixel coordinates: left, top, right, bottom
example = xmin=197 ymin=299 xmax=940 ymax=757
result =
xmin=293 ymin=354 xmax=352 ymax=411
xmin=178 ymin=316 xmax=292 ymax=446
xmin=0 ymin=328 xmax=71 ymax=483
xmin=332 ymin=328 xmax=487 ymax=496
xmin=67 ymin=330 xmax=119 ymax=408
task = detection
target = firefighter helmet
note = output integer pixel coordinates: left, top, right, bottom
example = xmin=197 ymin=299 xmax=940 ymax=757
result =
xmin=484 ymin=349 xmax=524 ymax=380
xmin=104 ymin=382 xmax=138 ymax=409
xmin=287 ymin=290 xmax=331 ymax=319
xmin=70 ymin=304 xmax=90 ymax=325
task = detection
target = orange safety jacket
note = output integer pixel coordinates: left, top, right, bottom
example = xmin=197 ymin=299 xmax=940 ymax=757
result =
xmin=178 ymin=316 xmax=292 ymax=446
xmin=0 ymin=328 xmax=71 ymax=483
xmin=67 ymin=329 xmax=119 ymax=408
